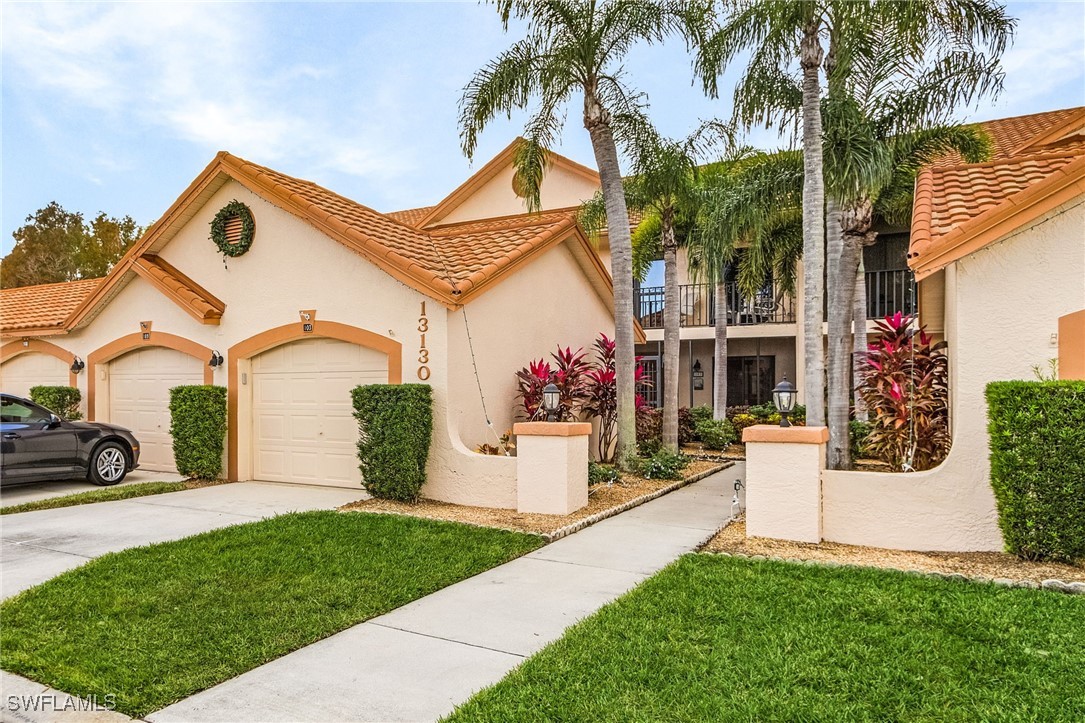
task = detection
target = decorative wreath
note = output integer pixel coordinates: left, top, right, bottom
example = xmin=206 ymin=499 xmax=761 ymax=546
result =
xmin=210 ymin=200 xmax=255 ymax=258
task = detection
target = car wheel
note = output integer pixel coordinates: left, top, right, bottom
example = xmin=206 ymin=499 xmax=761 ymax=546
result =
xmin=88 ymin=442 xmax=128 ymax=486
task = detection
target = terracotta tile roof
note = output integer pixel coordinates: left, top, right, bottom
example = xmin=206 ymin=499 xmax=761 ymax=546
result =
xmin=132 ymin=255 xmax=225 ymax=324
xmin=0 ymin=278 xmax=102 ymax=333
xmin=220 ymin=154 xmax=586 ymax=299
xmin=386 ymin=206 xmax=435 ymax=227
xmin=42 ymin=149 xmax=614 ymax=335
xmin=932 ymin=107 xmax=1085 ymax=167
xmin=909 ymin=107 xmax=1085 ymax=279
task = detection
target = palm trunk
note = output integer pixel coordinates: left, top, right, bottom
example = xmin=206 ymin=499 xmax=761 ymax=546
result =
xmin=713 ymin=277 xmax=729 ymax=420
xmin=800 ymin=24 xmax=826 ymax=427
xmin=852 ymin=256 xmax=868 ymax=421
xmin=661 ymin=212 xmax=680 ymax=450
xmin=585 ymin=94 xmax=637 ymax=470
xmin=826 ymin=200 xmax=859 ymax=469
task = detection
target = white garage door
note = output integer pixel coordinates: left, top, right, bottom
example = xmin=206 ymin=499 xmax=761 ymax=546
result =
xmin=109 ymin=347 xmax=203 ymax=473
xmin=252 ymin=337 xmax=387 ymax=488
xmin=1 ymin=353 xmax=70 ymax=400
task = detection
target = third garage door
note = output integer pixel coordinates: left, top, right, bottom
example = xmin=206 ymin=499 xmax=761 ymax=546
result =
xmin=252 ymin=337 xmax=388 ymax=488
xmin=109 ymin=347 xmax=204 ymax=473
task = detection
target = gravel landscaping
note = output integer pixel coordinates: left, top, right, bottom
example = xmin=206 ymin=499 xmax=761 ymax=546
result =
xmin=704 ymin=518 xmax=1084 ymax=584
xmin=342 ymin=460 xmax=730 ymax=537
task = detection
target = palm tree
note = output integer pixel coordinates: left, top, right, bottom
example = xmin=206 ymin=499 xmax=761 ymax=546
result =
xmin=693 ymin=0 xmax=1013 ymax=432
xmin=694 ymin=1 xmax=856 ymax=427
xmin=460 ymin=0 xmax=694 ymax=470
xmin=821 ymin=35 xmax=1006 ymax=469
xmin=582 ymin=127 xmax=722 ymax=449
xmin=695 ymin=150 xmax=804 ymax=418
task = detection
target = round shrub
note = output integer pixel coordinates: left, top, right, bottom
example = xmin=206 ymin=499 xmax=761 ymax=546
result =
xmin=588 ymin=461 xmax=620 ymax=486
xmin=636 ymin=406 xmax=663 ymax=456
xmin=353 ymin=384 xmax=433 ymax=502
xmin=29 ymin=386 xmax=82 ymax=420
xmin=640 ymin=449 xmax=689 ymax=480
xmin=168 ymin=385 xmax=227 ymax=479
xmin=696 ymin=418 xmax=737 ymax=450
xmin=729 ymin=413 xmax=759 ymax=434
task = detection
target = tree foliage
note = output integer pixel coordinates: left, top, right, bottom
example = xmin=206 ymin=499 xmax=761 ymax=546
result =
xmin=1 ymin=202 xmax=140 ymax=288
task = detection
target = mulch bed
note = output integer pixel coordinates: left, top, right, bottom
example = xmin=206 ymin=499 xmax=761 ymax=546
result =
xmin=702 ymin=518 xmax=1085 ymax=583
xmin=340 ymin=460 xmax=730 ymax=537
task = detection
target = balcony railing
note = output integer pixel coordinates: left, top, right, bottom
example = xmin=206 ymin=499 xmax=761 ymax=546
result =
xmin=634 ymin=282 xmax=795 ymax=329
xmin=635 ymin=269 xmax=916 ymax=330
xmin=865 ymin=269 xmax=916 ymax=319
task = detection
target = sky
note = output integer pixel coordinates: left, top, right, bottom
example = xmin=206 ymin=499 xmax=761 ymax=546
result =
xmin=3 ymin=1 xmax=1084 ymax=256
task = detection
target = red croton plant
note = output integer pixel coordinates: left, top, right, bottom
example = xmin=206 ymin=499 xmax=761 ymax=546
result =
xmin=856 ymin=312 xmax=950 ymax=471
xmin=515 ymin=333 xmax=649 ymax=463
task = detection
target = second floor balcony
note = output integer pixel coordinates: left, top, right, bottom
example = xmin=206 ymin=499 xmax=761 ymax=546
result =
xmin=634 ymin=269 xmax=915 ymax=330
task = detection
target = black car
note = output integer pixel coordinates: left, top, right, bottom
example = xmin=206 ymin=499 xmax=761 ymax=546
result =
xmin=0 ymin=394 xmax=141 ymax=486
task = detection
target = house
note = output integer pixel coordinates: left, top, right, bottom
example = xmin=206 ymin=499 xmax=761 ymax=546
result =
xmin=0 ymin=142 xmax=624 ymax=508
xmin=819 ymin=105 xmax=1085 ymax=551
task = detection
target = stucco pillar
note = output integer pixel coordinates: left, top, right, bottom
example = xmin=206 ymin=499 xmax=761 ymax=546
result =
xmin=742 ymin=424 xmax=829 ymax=543
xmin=513 ymin=422 xmax=591 ymax=515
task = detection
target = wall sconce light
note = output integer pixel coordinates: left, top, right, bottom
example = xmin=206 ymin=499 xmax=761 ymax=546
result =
xmin=542 ymin=383 xmax=560 ymax=422
xmin=70 ymin=357 xmax=85 ymax=374
xmin=209 ymin=350 xmax=224 ymax=368
xmin=771 ymin=376 xmax=797 ymax=427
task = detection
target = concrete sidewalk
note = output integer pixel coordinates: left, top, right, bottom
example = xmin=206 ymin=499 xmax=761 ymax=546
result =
xmin=151 ymin=466 xmax=741 ymax=723
xmin=1 ymin=482 xmax=364 ymax=599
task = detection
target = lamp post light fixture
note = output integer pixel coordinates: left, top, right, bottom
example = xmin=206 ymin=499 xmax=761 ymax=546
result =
xmin=771 ymin=376 xmax=797 ymax=427
xmin=70 ymin=357 xmax=85 ymax=374
xmin=542 ymin=383 xmax=561 ymax=422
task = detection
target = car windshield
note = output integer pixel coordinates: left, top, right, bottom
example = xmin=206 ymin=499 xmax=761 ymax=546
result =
xmin=0 ymin=397 xmax=54 ymax=425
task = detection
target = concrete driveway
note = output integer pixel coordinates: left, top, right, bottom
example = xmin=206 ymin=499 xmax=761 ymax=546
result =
xmin=0 ymin=470 xmax=188 ymax=508
xmin=1 ymin=482 xmax=364 ymax=599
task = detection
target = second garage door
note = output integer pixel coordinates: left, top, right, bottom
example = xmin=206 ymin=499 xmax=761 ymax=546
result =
xmin=109 ymin=347 xmax=204 ymax=473
xmin=252 ymin=337 xmax=388 ymax=488
xmin=1 ymin=353 xmax=70 ymax=400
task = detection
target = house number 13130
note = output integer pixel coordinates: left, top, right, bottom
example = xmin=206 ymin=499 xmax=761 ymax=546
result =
xmin=417 ymin=301 xmax=430 ymax=381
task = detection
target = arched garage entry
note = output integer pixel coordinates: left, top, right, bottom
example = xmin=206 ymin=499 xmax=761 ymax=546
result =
xmin=228 ymin=322 xmax=402 ymax=486
xmin=0 ymin=340 xmax=78 ymax=398
xmin=87 ymin=333 xmax=214 ymax=473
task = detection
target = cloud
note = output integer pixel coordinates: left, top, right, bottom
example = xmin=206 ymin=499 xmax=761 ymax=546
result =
xmin=1 ymin=2 xmax=410 ymax=180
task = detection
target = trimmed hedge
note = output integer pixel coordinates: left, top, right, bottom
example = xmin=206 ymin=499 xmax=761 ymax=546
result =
xmin=29 ymin=386 xmax=82 ymax=420
xmin=986 ymin=380 xmax=1085 ymax=562
xmin=352 ymin=384 xmax=433 ymax=502
xmin=169 ymin=386 xmax=227 ymax=479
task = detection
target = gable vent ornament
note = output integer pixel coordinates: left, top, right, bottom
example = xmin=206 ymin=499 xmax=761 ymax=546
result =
xmin=210 ymin=200 xmax=255 ymax=267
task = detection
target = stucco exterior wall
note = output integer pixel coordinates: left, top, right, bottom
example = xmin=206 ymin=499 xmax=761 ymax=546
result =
xmin=440 ymin=163 xmax=599 ymax=225
xmin=434 ymin=241 xmax=615 ymax=507
xmin=822 ymin=198 xmax=1085 ymax=551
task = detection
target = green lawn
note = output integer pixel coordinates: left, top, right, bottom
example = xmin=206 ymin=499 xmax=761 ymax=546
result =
xmin=0 ymin=480 xmax=199 ymax=514
xmin=1 ymin=511 xmax=542 ymax=717
xmin=449 ymin=554 xmax=1085 ymax=722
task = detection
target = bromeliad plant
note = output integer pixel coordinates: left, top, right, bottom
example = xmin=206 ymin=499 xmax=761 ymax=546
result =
xmin=856 ymin=313 xmax=949 ymax=471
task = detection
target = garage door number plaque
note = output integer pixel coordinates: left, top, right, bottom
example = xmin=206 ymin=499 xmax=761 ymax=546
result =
xmin=300 ymin=310 xmax=315 ymax=334
xmin=417 ymin=301 xmax=430 ymax=381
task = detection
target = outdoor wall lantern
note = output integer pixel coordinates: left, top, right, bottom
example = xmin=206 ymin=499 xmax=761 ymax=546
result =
xmin=542 ymin=383 xmax=561 ymax=422
xmin=208 ymin=350 xmax=224 ymax=368
xmin=771 ymin=376 xmax=797 ymax=427
xmin=70 ymin=357 xmax=85 ymax=374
